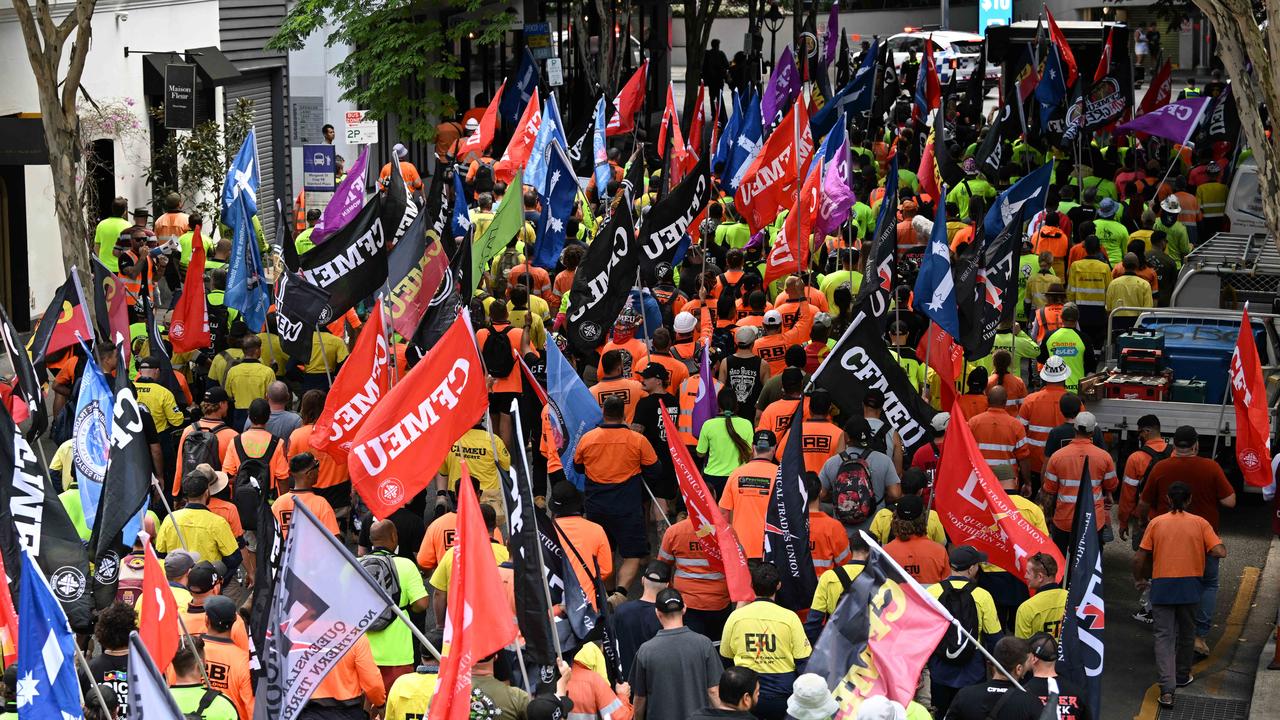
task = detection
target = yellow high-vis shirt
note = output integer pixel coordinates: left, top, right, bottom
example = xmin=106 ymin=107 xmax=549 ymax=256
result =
xmin=720 ymin=599 xmax=812 ymax=674
xmin=1015 ymin=585 xmax=1068 ymax=639
xmin=810 ymin=561 xmax=867 ymax=616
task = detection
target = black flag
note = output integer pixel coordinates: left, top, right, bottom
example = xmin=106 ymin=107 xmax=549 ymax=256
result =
xmin=638 ymin=153 xmax=711 ymax=285
xmin=567 ymin=118 xmax=596 ymax=179
xmin=975 ymin=102 xmax=1008 ymax=179
xmin=1084 ymin=30 xmax=1132 ymax=132
xmin=88 ymin=346 xmax=152 ymax=608
xmin=278 ymin=197 xmax=300 ymax=273
xmin=853 ymin=154 xmax=899 ymax=324
xmin=381 ymin=150 xmax=419 ymax=247
xmin=962 ymin=206 xmax=1023 ymax=360
xmin=565 ymin=180 xmax=639 ymax=353
xmin=249 ymin=495 xmax=280 ymax=685
xmin=299 ymin=194 xmax=389 ymax=321
xmin=764 ymin=403 xmax=816 ymax=612
xmin=812 ymin=300 xmax=937 ymax=460
xmin=0 ymin=402 xmax=95 ymax=632
xmin=275 ymin=272 xmax=333 ymax=361
xmin=0 ymin=303 xmax=47 ymax=440
xmin=952 ymin=230 xmax=983 ymax=360
xmin=142 ymin=294 xmax=169 ymax=358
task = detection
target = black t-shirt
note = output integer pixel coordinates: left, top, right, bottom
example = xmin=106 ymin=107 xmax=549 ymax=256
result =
xmin=86 ymin=652 xmax=129 ymax=716
xmin=612 ymin=598 xmax=662 ymax=678
xmin=945 ymin=680 xmax=1044 ymax=720
xmin=1024 ymin=675 xmax=1092 ymax=720
xmin=632 ymin=392 xmax=679 ymax=467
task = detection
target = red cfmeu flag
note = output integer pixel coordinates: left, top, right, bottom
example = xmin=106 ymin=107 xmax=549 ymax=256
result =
xmin=494 ymin=87 xmax=542 ymax=184
xmin=658 ymin=400 xmax=754 ymax=603
xmin=169 ymin=227 xmax=212 ymax=353
xmin=1138 ymin=60 xmax=1173 ymax=116
xmin=313 ymin=302 xmax=390 ymax=463
xmin=1045 ymin=5 xmax=1078 ymax=87
xmin=916 ymin=321 xmax=962 ymax=408
xmin=429 ymin=462 xmax=519 ymax=720
xmin=657 ymin=82 xmax=684 ymax=158
xmin=932 ymin=400 xmax=1065 ymax=581
xmin=687 ymin=82 xmax=707 ymax=152
xmin=137 ymin=534 xmax=181 ymax=671
xmin=0 ymin=552 xmax=17 ymax=666
xmin=734 ymin=97 xmax=814 ymax=231
xmin=1232 ymin=307 xmax=1272 ymax=487
xmin=457 ymin=80 xmax=506 ymax=157
xmin=606 ymin=61 xmax=649 ymax=136
xmin=1093 ymin=27 xmax=1114 ymax=84
xmin=348 ymin=312 xmax=488 ymax=518
xmin=763 ymin=159 xmax=823 ymax=287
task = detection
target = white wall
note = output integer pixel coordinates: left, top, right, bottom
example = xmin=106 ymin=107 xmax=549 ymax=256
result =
xmin=288 ymin=30 xmax=358 ymax=195
xmin=0 ymin=0 xmax=220 ymax=319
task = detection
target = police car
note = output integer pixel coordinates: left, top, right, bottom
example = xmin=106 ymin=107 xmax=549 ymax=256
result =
xmin=887 ymin=29 xmax=1000 ymax=87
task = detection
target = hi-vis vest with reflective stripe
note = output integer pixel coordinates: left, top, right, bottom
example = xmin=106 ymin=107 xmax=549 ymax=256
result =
xmin=677 ymin=375 xmax=722 ymax=445
xmin=1034 ymin=304 xmax=1065 ymax=343
xmin=1067 ymin=259 xmax=1110 ymax=308
xmin=1045 ymin=327 xmax=1086 ymax=391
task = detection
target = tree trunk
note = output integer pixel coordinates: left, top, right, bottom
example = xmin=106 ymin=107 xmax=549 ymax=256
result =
xmin=1192 ymin=0 xmax=1280 ymax=254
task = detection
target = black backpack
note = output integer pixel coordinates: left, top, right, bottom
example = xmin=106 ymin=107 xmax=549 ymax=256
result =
xmin=206 ymin=301 xmax=230 ymax=352
xmin=183 ymin=688 xmax=226 ymax=719
xmin=358 ymin=551 xmax=403 ymax=632
xmin=931 ymin=580 xmax=981 ymax=666
xmin=181 ymin=422 xmax=228 ymax=480
xmin=482 ymin=326 xmax=517 ymax=378
xmin=232 ymin=435 xmax=279 ymax=532
xmin=470 ymin=158 xmax=496 ymax=196
xmin=1136 ymin=444 xmax=1172 ymax=493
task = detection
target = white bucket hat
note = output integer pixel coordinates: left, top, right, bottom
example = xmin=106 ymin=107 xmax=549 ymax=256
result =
xmin=786 ymin=674 xmax=839 ymax=720
xmin=1040 ymin=355 xmax=1072 ymax=384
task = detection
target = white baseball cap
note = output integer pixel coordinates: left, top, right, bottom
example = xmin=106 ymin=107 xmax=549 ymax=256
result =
xmin=1075 ymin=411 xmax=1098 ymax=433
xmin=763 ymin=310 xmax=783 ymax=326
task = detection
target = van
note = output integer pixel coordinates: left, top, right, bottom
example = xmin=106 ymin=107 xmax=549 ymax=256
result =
xmin=1227 ymin=157 xmax=1266 ymax=235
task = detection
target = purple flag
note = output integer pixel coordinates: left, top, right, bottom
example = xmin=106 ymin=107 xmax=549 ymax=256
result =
xmin=824 ymin=4 xmax=840 ymax=67
xmin=815 ymin=143 xmax=856 ymax=239
xmin=690 ymin=341 xmax=717 ymax=437
xmin=1116 ymin=96 xmax=1211 ymax=144
xmin=762 ymin=46 xmax=799 ymax=127
xmin=311 ymin=145 xmax=370 ymax=244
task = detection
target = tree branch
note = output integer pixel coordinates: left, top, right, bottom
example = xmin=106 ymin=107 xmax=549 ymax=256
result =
xmin=60 ymin=0 xmax=98 ymax=114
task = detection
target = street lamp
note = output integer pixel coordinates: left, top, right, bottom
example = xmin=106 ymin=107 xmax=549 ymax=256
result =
xmin=764 ymin=1 xmax=784 ymax=72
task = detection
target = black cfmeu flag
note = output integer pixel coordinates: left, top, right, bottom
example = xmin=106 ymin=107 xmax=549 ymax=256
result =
xmin=381 ymin=149 xmax=420 ymax=248
xmin=638 ymin=153 xmax=711 ymax=285
xmin=0 ymin=402 xmax=95 ymax=632
xmin=811 ymin=299 xmax=937 ymax=460
xmin=422 ymin=162 xmax=450 ymax=241
xmin=278 ymin=197 xmax=300 ymax=273
xmin=300 ymin=193 xmax=389 ymax=321
xmin=249 ymin=495 xmax=281 ymax=685
xmin=853 ymin=154 xmax=899 ymax=324
xmin=565 ymin=180 xmax=639 ymax=354
xmin=975 ymin=101 xmax=1008 ymax=179
xmin=764 ymin=402 xmax=816 ymax=611
xmin=935 ymin=119 xmax=964 ymax=190
xmin=567 ymin=114 xmax=596 ymax=179
xmin=952 ymin=230 xmax=983 ymax=362
xmin=275 ymin=272 xmax=333 ymax=361
xmin=0 ymin=302 xmax=47 ymax=440
xmin=1084 ymin=34 xmax=1132 ymax=132
xmin=88 ymin=346 xmax=152 ymax=608
xmin=962 ymin=205 xmax=1024 ymax=360
xmin=1204 ymin=83 xmax=1239 ymax=145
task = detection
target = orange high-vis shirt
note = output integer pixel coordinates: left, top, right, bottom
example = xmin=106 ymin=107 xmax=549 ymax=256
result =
xmin=773 ymin=299 xmax=821 ymax=331
xmin=753 ymin=310 xmax=816 ymax=375
xmin=172 ymin=420 xmax=239 ymax=496
xmin=272 ymin=490 xmax=339 ymax=539
xmin=221 ymin=428 xmax=290 ymax=496
xmin=540 ymin=406 xmax=564 ymax=474
xmin=589 ymin=378 xmax=645 ymax=425
xmin=507 ymin=263 xmax=554 ymax=304
xmin=205 ymin=497 xmax=244 ymax=539
xmin=286 ymin=424 xmax=350 ymax=489
xmin=987 ymin=373 xmax=1027 ymax=417
xmin=719 ymin=459 xmax=779 ymax=559
xmin=757 ymin=398 xmax=813 ymax=438
xmin=574 ymin=425 xmax=657 ymax=484
xmin=968 ymin=409 xmax=1031 ymax=470
xmin=809 ymin=511 xmax=852 ymax=576
xmin=1118 ymin=438 xmax=1169 ymax=526
xmin=884 ymin=535 xmax=950 ymax=584
xmin=553 ymin=515 xmax=613 ymax=607
xmin=416 ymin=512 xmax=502 ymax=571
xmin=658 ymin=518 xmax=732 ymax=610
xmin=777 ymin=420 xmax=846 ymax=476
xmin=631 ymin=352 xmax=690 ymax=395
xmin=201 ymin=635 xmax=254 ymax=720
xmin=596 ymin=338 xmax=650 ymax=380
xmin=772 ymin=287 xmax=829 ymax=314
xmin=1018 ymin=384 xmax=1067 ymax=471
xmin=475 ymin=324 xmax=527 ymax=394
xmin=1042 ymin=438 xmax=1119 ymax=532
xmin=181 ymin=605 xmax=250 ymax=651
xmin=309 ymin=635 xmax=387 ymax=705
xmin=1139 ymin=511 xmax=1222 ymax=580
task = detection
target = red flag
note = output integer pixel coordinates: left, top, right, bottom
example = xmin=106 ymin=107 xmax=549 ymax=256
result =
xmin=734 ymin=97 xmax=814 ymax=231
xmin=1015 ymin=50 xmax=1040 ymax=104
xmin=457 ymin=80 xmax=506 ymax=158
xmin=0 ymin=553 xmax=17 ymax=666
xmin=919 ymin=38 xmax=942 ymax=115
xmin=606 ymin=61 xmax=649 ymax=136
xmin=917 ymin=133 xmax=940 ymax=202
xmin=138 ymin=535 xmax=181 ymax=670
xmin=1138 ymin=60 xmax=1173 ymax=116
xmin=429 ymin=462 xmax=519 ymax=720
xmin=659 ymin=401 xmax=753 ymax=603
xmin=1093 ymin=28 xmax=1114 ymax=84
xmin=348 ymin=313 xmax=488 ymax=517
xmin=169 ymin=227 xmax=212 ymax=353
xmin=1232 ymin=307 xmax=1272 ymax=487
xmin=657 ymin=82 xmax=683 ymax=158
xmin=687 ymin=83 xmax=707 ymax=152
xmin=388 ymin=236 xmax=448 ymax=341
xmin=933 ymin=400 xmax=1065 ymax=581
xmin=916 ymin=321 xmax=961 ymax=408
xmin=1045 ymin=6 xmax=1078 ymax=87
xmin=494 ymin=88 xmax=542 ymax=184
xmin=763 ymin=160 xmax=823 ymax=287
xmin=314 ymin=302 xmax=391 ymax=462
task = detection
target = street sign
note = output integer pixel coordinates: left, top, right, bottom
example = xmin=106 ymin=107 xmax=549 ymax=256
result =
xmin=979 ymin=0 xmax=1013 ymax=34
xmin=546 ymin=57 xmax=564 ymax=87
xmin=526 ymin=21 xmax=553 ymax=60
xmin=344 ymin=110 xmax=379 ymax=145
xmin=164 ymin=64 xmax=197 ymax=131
xmin=303 ymin=144 xmax=336 ymax=191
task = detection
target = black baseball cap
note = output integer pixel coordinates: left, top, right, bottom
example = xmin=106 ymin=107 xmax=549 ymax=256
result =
xmin=188 ymin=560 xmax=227 ymax=593
xmin=642 ymin=561 xmax=672 ymax=584
xmin=655 ymin=587 xmax=685 ymax=612
xmin=549 ymin=481 xmax=583 ymax=514
xmin=949 ymin=545 xmax=989 ymax=571
xmin=527 ymin=695 xmax=575 ymax=720
xmin=863 ymin=387 xmax=886 ymax=410
xmin=639 ymin=363 xmax=669 ymax=381
xmin=203 ymin=386 xmax=229 ymax=404
xmin=895 ymin=495 xmax=924 ymax=521
xmin=137 ymin=355 xmax=164 ymax=370
xmin=1173 ymin=425 xmax=1198 ymax=448
xmin=203 ymin=595 xmax=238 ymax=629
xmin=289 ymin=452 xmax=320 ymax=473
xmin=752 ymin=430 xmax=777 ymax=451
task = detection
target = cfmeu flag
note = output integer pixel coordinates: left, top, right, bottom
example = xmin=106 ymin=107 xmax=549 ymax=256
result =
xmin=1060 ymin=459 xmax=1104 ymax=720
xmin=932 ymin=400 xmax=1064 ymax=581
xmin=457 ymin=82 xmax=505 ymax=158
xmin=169 ymin=227 xmax=211 ymax=353
xmin=912 ymin=197 xmax=959 ymax=339
xmin=347 ymin=313 xmax=487 ymax=517
xmin=1232 ymin=307 xmax=1272 ymax=487
xmin=546 ymin=339 xmax=603 ymax=489
xmin=735 ymin=98 xmax=813 ymax=232
xmin=313 ymin=302 xmax=390 ymax=462
xmin=16 ymin=548 xmax=83 ymax=720
xmin=430 ymin=463 xmax=518 ymax=720
xmin=606 ymin=61 xmax=649 ymax=136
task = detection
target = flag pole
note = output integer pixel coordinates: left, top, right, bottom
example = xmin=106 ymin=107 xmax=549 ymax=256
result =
xmin=314 ymin=324 xmax=335 ymax=386
xmin=509 ymin=399 xmax=564 ymax=661
xmin=73 ymin=644 xmax=116 ymax=719
xmin=1209 ymin=372 xmax=1233 ymax=458
xmin=859 ymin=530 xmax=1027 ymax=692
xmin=150 ymin=476 xmax=189 ymax=551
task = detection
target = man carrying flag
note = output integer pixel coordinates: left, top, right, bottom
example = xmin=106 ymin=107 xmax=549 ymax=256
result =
xmin=223 ymin=129 xmax=270 ymax=332
xmin=1060 ymin=459 xmax=1105 ymax=719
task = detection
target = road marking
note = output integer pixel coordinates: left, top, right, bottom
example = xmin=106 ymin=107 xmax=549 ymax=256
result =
xmin=1132 ymin=565 xmax=1260 ymax=720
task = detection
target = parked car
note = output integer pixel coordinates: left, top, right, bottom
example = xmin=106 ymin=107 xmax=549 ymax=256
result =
xmin=887 ymin=30 xmax=1000 ymax=87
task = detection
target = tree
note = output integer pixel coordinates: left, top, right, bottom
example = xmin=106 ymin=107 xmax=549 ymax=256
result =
xmin=268 ymin=0 xmax=509 ymax=143
xmin=1191 ymin=0 xmax=1280 ymax=250
xmin=12 ymin=0 xmax=98 ymax=276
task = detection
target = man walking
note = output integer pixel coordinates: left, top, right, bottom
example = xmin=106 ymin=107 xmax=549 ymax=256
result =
xmin=1041 ymin=412 xmax=1118 ymax=555
xmin=631 ymin=588 xmax=723 ymax=719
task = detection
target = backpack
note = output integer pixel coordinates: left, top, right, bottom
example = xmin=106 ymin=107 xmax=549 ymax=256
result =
xmin=495 ymin=246 xmax=523 ymax=280
xmin=481 ymin=326 xmax=517 ymax=378
xmin=358 ymin=551 xmax=403 ymax=632
xmin=183 ymin=688 xmax=225 ymax=720
xmin=181 ymin=422 xmax=228 ymax=480
xmin=113 ymin=552 xmax=147 ymax=606
xmin=206 ymin=301 xmax=230 ymax=352
xmin=1136 ymin=444 xmax=1172 ymax=492
xmin=832 ymin=448 xmax=880 ymax=526
xmin=931 ymin=580 xmax=981 ymax=666
xmin=868 ymin=421 xmax=892 ymax=457
xmin=232 ymin=435 xmax=279 ymax=532
xmin=470 ymin=158 xmax=496 ymax=196
xmin=668 ymin=345 xmax=699 ymax=375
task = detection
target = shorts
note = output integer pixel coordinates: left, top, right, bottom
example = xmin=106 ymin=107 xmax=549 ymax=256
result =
xmin=587 ymin=508 xmax=650 ymax=558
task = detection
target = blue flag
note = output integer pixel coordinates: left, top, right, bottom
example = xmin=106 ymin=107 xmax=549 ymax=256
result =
xmin=592 ymin=96 xmax=612 ymax=197
xmin=725 ymin=92 xmax=763 ymax=192
xmin=810 ymin=38 xmax=878 ymax=141
xmin=501 ymin=48 xmax=540 ymax=125
xmin=983 ymin=160 xmax=1054 ymax=238
xmin=712 ymin=91 xmax=742 ymax=175
xmin=819 ymin=119 xmax=846 ymax=164
xmin=223 ymin=129 xmax=269 ymax=331
xmin=534 ymin=141 xmax=577 ymax=270
xmin=73 ymin=353 xmax=112 ymax=530
xmin=451 ymin=171 xmax=473 ymax=240
xmin=16 ymin=549 xmax=84 ymax=719
xmin=1035 ymin=46 xmax=1068 ymax=125
xmin=526 ymin=93 xmax=568 ymax=191
xmin=1060 ymin=459 xmax=1104 ymax=720
xmin=545 ymin=340 xmax=602 ymax=490
xmin=913 ymin=195 xmax=960 ymax=338
xmin=764 ymin=403 xmax=816 ymax=611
